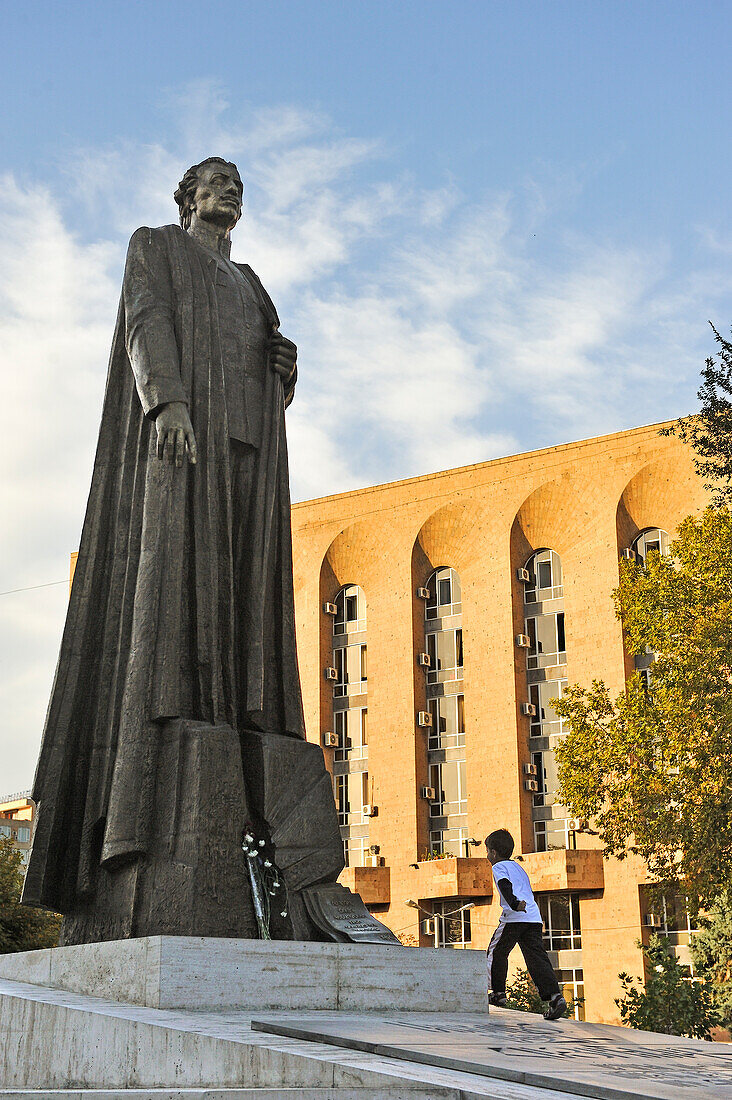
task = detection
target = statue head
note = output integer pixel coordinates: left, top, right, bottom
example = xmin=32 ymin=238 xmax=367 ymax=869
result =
xmin=174 ymin=157 xmax=243 ymax=232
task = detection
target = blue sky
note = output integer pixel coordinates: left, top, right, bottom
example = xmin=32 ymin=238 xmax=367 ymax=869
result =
xmin=2 ymin=0 xmax=731 ymax=789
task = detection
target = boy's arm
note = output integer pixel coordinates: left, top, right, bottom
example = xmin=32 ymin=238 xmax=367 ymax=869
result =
xmin=496 ymin=877 xmax=527 ymax=912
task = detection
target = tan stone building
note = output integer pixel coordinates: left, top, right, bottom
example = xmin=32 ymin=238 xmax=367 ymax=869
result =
xmin=0 ymin=794 xmax=35 ymax=870
xmin=289 ymin=421 xmax=709 ymax=1024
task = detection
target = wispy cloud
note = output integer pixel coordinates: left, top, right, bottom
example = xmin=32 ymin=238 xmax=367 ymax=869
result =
xmin=1 ymin=87 xmax=728 ymax=789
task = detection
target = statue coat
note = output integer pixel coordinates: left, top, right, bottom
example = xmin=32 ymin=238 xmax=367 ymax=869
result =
xmin=24 ymin=224 xmax=305 ymax=914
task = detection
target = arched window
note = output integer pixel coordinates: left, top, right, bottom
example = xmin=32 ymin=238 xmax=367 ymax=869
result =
xmin=519 ymin=549 xmax=572 ymax=853
xmin=425 ymin=566 xmax=462 ymax=618
xmin=334 ymin=583 xmax=367 ymax=636
xmin=632 ymin=527 xmax=670 ymax=567
xmin=422 ymin=567 xmax=468 ymax=858
xmin=524 ymin=549 xmax=563 ymax=603
xmin=329 ymin=585 xmax=369 ymax=867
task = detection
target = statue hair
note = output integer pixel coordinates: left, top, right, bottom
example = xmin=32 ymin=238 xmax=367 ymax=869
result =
xmin=174 ymin=157 xmax=241 ymax=230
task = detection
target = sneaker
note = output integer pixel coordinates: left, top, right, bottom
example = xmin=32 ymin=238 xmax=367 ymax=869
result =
xmin=488 ymin=992 xmax=508 ymax=1008
xmin=544 ymin=993 xmax=567 ymax=1020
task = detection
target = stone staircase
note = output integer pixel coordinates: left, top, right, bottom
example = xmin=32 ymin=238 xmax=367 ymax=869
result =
xmin=0 ymin=1091 xmax=448 ymax=1099
xmin=0 ymin=978 xmax=559 ymax=1100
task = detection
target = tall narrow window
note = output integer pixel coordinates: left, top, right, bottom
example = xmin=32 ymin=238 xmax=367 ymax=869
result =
xmin=330 ymin=585 xmax=369 ymax=867
xmin=630 ymin=529 xmax=670 ymax=689
xmin=536 ymin=892 xmax=582 ymax=951
xmin=423 ymin=567 xmax=468 ymax=857
xmin=431 ymin=898 xmax=472 ymax=948
xmin=521 ymin=549 xmax=572 ymax=852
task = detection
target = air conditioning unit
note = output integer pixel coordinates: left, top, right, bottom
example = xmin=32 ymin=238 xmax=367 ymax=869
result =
xmin=417 ymin=711 xmax=433 ymax=727
xmin=644 ymin=913 xmax=662 ymax=928
xmin=515 ymin=634 xmax=531 ymax=648
xmin=421 ymin=917 xmax=436 ymax=935
xmin=524 ymin=779 xmax=539 ymax=792
xmin=416 ymin=586 xmax=430 ymax=599
xmin=367 ymin=854 xmax=385 ymax=867
xmin=324 ymin=667 xmax=338 ymax=680
xmin=521 ymin=702 xmax=537 ymax=717
xmin=621 ymin=549 xmax=636 ymax=561
xmin=523 ymin=763 xmax=538 ymax=777
xmin=420 ymin=786 xmax=436 ymax=800
xmin=323 ymin=601 xmax=338 ymax=615
xmin=323 ymin=732 xmax=339 ymax=747
xmin=417 ymin=652 xmax=432 ymax=667
xmin=566 ymin=818 xmax=581 ymax=832
xmin=516 ymin=567 xmax=531 ymax=582
xmin=363 ymin=804 xmax=378 ymax=817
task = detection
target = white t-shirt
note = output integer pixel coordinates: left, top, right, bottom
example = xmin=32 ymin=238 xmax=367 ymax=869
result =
xmin=491 ymin=859 xmax=543 ymax=924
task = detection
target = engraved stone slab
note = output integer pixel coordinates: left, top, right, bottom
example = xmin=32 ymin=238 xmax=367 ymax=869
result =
xmin=251 ymin=1010 xmax=732 ymax=1100
xmin=302 ymin=883 xmax=402 ymax=944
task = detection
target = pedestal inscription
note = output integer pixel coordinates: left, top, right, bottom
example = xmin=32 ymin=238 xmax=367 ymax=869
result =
xmin=302 ymin=883 xmax=401 ymax=944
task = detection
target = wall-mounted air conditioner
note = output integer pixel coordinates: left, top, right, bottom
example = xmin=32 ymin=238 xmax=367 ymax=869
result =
xmin=521 ymin=702 xmax=537 ymax=717
xmin=363 ymin=804 xmax=378 ymax=817
xmin=523 ymin=763 xmax=537 ymax=777
xmin=420 ymin=786 xmax=436 ymax=800
xmin=416 ymin=586 xmax=430 ymax=599
xmin=515 ymin=634 xmax=531 ymax=648
xmin=621 ymin=549 xmax=636 ymax=561
xmin=417 ymin=711 xmax=433 ymax=727
xmin=417 ymin=652 xmax=431 ymax=667
xmin=323 ymin=601 xmax=338 ymax=615
xmin=516 ymin=567 xmax=531 ymax=582
xmin=324 ymin=667 xmax=338 ymax=680
xmin=323 ymin=732 xmax=339 ymax=747
xmin=524 ymin=779 xmax=539 ymax=792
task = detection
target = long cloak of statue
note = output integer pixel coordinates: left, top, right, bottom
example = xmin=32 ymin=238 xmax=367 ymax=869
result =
xmin=23 ymin=224 xmax=305 ymax=916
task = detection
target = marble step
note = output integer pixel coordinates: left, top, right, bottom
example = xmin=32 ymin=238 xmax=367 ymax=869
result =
xmin=0 ymin=1090 xmax=436 ymax=1099
xmin=1 ymin=979 xmax=532 ymax=1099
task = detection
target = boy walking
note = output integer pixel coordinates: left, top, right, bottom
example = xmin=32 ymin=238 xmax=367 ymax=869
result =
xmin=485 ymin=828 xmax=567 ymax=1021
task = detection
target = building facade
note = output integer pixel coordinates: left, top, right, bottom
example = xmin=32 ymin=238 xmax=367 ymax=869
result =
xmin=0 ymin=794 xmax=35 ymax=869
xmin=289 ymin=422 xmax=709 ymax=1024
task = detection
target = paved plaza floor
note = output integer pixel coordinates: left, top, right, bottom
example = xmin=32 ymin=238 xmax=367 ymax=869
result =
xmin=252 ymin=1008 xmax=732 ymax=1100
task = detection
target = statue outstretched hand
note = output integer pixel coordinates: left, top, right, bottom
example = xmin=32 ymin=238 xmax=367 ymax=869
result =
xmin=156 ymin=401 xmax=198 ymax=466
xmin=269 ymin=332 xmax=297 ymax=387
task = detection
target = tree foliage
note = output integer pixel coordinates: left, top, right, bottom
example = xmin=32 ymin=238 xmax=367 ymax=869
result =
xmin=616 ymin=935 xmax=721 ymax=1039
xmin=506 ymin=968 xmax=576 ymax=1018
xmin=0 ymin=837 xmax=61 ymax=953
xmin=553 ymin=507 xmax=732 ymax=905
xmin=690 ymin=888 xmax=732 ymax=1028
xmin=662 ymin=324 xmax=732 ymax=506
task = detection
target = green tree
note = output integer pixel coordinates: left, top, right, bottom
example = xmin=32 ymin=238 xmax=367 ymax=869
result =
xmin=690 ymin=888 xmax=732 ymax=1028
xmin=617 ymin=935 xmax=721 ymax=1039
xmin=0 ymin=837 xmax=61 ymax=953
xmin=505 ymin=968 xmax=545 ymax=1013
xmin=662 ymin=325 xmax=732 ymax=506
xmin=505 ymin=968 xmax=576 ymax=1018
xmin=554 ymin=507 xmax=732 ymax=906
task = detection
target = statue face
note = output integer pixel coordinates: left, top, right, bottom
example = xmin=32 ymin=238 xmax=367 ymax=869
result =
xmin=191 ymin=162 xmax=243 ymax=231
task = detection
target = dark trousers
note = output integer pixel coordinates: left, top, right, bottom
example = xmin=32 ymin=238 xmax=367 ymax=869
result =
xmin=486 ymin=921 xmax=560 ymax=1001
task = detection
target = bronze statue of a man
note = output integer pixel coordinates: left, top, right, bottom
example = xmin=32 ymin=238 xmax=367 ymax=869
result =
xmin=23 ymin=158 xmax=344 ymax=943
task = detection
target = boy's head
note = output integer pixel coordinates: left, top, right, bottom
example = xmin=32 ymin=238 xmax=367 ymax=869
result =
xmin=485 ymin=829 xmax=514 ymax=862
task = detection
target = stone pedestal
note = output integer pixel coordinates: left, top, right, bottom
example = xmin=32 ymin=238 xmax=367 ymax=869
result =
xmin=0 ymin=936 xmax=487 ymax=1012
xmin=0 ymin=940 xmax=726 ymax=1098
